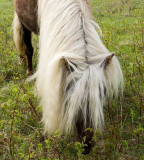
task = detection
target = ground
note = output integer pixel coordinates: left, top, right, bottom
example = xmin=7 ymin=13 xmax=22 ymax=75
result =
xmin=0 ymin=0 xmax=144 ymax=159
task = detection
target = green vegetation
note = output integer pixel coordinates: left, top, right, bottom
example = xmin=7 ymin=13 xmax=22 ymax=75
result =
xmin=0 ymin=0 xmax=144 ymax=159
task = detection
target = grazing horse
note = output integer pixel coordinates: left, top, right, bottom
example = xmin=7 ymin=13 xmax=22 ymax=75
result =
xmin=13 ymin=0 xmax=123 ymax=154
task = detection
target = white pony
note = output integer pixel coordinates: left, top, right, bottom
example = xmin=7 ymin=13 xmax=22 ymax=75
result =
xmin=13 ymin=0 xmax=123 ymax=154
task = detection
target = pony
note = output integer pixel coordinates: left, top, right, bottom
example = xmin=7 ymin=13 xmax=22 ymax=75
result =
xmin=13 ymin=0 xmax=123 ymax=154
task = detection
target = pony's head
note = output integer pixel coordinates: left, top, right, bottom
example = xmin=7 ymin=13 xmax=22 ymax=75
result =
xmin=62 ymin=52 xmax=123 ymax=132
xmin=46 ymin=52 xmax=123 ymax=134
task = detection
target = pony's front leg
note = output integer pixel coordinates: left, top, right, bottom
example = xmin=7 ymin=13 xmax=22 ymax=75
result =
xmin=22 ymin=25 xmax=33 ymax=77
xmin=13 ymin=13 xmax=34 ymax=77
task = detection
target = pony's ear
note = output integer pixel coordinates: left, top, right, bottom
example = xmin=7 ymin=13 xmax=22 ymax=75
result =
xmin=102 ymin=53 xmax=115 ymax=69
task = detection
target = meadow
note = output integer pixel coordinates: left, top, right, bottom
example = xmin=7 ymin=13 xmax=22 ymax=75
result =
xmin=0 ymin=0 xmax=144 ymax=159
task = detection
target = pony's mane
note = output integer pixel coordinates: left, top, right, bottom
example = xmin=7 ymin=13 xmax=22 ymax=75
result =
xmin=35 ymin=0 xmax=123 ymax=134
xmin=38 ymin=0 xmax=107 ymax=58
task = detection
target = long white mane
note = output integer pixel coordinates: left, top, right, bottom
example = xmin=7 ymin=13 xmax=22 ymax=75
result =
xmin=35 ymin=0 xmax=123 ymax=134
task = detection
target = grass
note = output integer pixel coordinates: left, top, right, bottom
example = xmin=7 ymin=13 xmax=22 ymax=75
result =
xmin=0 ymin=0 xmax=144 ymax=159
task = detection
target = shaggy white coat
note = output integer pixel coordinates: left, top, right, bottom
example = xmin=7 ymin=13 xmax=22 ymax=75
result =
xmin=36 ymin=0 xmax=123 ymax=134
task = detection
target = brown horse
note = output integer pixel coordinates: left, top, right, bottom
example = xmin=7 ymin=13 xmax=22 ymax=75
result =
xmin=13 ymin=0 xmax=123 ymax=155
xmin=13 ymin=0 xmax=38 ymax=76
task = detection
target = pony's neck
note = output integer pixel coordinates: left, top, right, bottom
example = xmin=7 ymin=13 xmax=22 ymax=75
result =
xmin=38 ymin=0 xmax=108 ymax=62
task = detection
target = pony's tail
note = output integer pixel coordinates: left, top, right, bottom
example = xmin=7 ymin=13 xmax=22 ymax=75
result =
xmin=41 ymin=52 xmax=123 ymax=134
xmin=13 ymin=12 xmax=26 ymax=62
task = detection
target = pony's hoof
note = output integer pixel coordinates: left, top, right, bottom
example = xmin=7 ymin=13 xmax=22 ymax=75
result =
xmin=26 ymin=70 xmax=33 ymax=77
